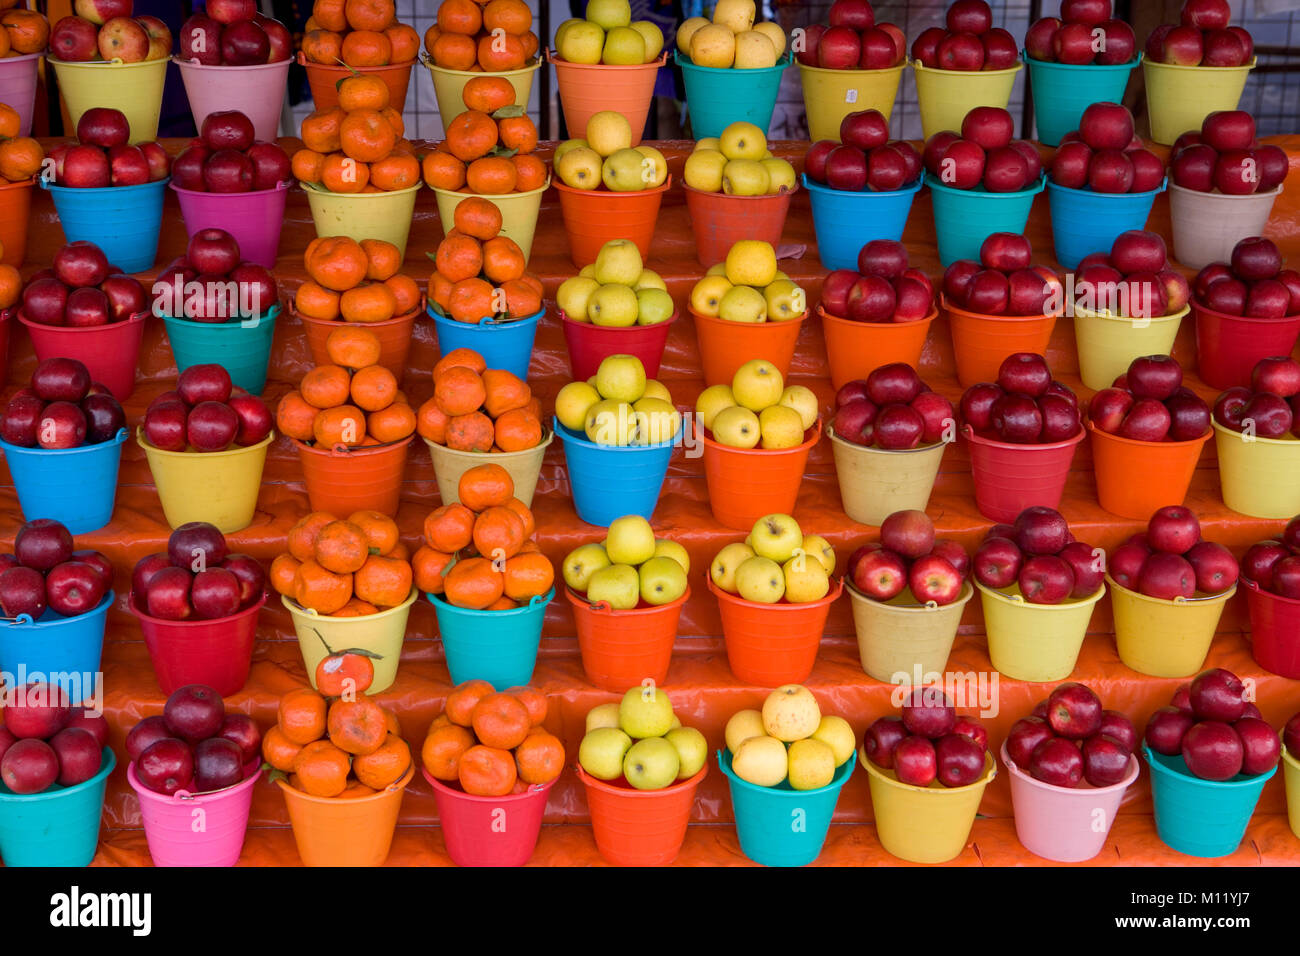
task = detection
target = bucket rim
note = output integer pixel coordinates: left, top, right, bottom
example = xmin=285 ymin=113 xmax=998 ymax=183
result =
xmin=1241 ymin=575 xmax=1300 ymax=605
xmin=1045 ymin=175 xmax=1167 ymax=199
xmin=963 ymin=421 xmax=1085 ymax=452
xmin=47 ymin=55 xmax=170 ymax=70
xmin=290 ymin=297 xmax=425 ymax=329
xmin=925 ymin=170 xmax=1046 ymax=198
xmin=1142 ymin=743 xmax=1276 ymax=790
xmin=297 ymin=51 xmax=419 ymax=71
xmin=844 ymin=577 xmax=973 ymax=613
xmin=0 ymin=427 xmax=128 ymax=457
xmin=859 ymin=744 xmax=996 ymax=792
xmin=291 ymin=431 xmax=414 ymax=459
xmin=19 ymin=307 xmax=149 ymax=333
xmin=1211 ymin=417 xmax=1300 ymax=449
xmin=817 ymin=302 xmax=937 ymax=329
xmin=132 ymin=588 xmax=267 ymax=627
xmin=0 ymin=747 xmax=115 ymax=803
xmin=1022 ymin=50 xmax=1141 ymax=72
xmin=428 ymin=302 xmax=546 ymax=329
xmin=975 ymin=576 xmax=1105 ymax=610
xmin=546 ymin=48 xmax=668 ymax=71
xmin=0 ymin=176 xmax=36 ymax=193
xmin=300 ymin=179 xmax=423 ymax=200
xmin=1142 ymin=54 xmax=1258 ymax=75
xmin=1192 ymin=296 xmax=1299 ymax=325
xmin=681 ymin=180 xmax=798 ymax=202
xmin=138 ymin=425 xmax=276 ymax=460
xmin=421 ymin=53 xmax=542 ymax=79
xmin=698 ymin=416 xmax=822 ymax=456
xmin=559 ymin=307 xmax=678 ymax=330
xmin=276 ymin=762 xmax=414 ymax=804
xmin=999 ymin=740 xmax=1138 ymax=794
xmin=160 ymin=301 xmax=284 ymax=328
xmin=576 ymin=760 xmax=707 ymax=797
xmin=1086 ymin=418 xmax=1210 ymax=449
xmin=424 ymin=767 xmax=557 ymax=803
xmin=795 ymin=59 xmax=906 ymax=78
xmin=564 ymin=583 xmax=691 ymax=616
xmin=1285 ymin=745 xmax=1300 ymax=771
xmin=128 ymin=759 xmax=263 ymax=805
xmin=1071 ymin=301 xmax=1190 ymax=323
xmin=1168 ymin=178 xmax=1282 ymax=203
xmin=551 ymin=173 xmax=672 ymax=199
xmin=172 ymin=56 xmax=294 ymax=72
xmin=690 ymin=305 xmax=807 ymax=329
xmin=3 ymin=589 xmax=114 ymax=629
xmin=43 ymin=175 xmax=171 ymax=196
xmin=552 ymin=417 xmax=677 ymax=452
xmin=431 ymin=177 xmax=552 ymax=203
xmin=426 ymin=586 xmax=555 ymax=617
xmin=911 ymin=57 xmax=1023 ymax=78
xmin=1104 ymin=573 xmax=1236 ymax=607
xmin=825 ymin=421 xmax=946 ymax=456
xmin=799 ymin=171 xmax=924 ymax=199
xmin=708 ymin=573 xmax=845 ymax=612
xmin=940 ymin=292 xmax=1055 ymax=323
xmin=0 ymin=51 xmax=43 ymax=65
xmin=717 ymin=745 xmax=854 ymax=797
xmin=171 ymin=179 xmax=293 ymax=197
xmin=673 ymin=49 xmax=791 ymax=75
xmin=285 ymin=586 xmax=417 ymax=622
xmin=424 ymin=424 xmax=554 ymax=462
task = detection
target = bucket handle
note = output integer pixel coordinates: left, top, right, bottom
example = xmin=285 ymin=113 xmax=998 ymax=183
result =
xmin=2 ymin=613 xmax=36 ymax=626
xmin=585 ymin=599 xmax=612 ymax=612
xmin=527 ymin=592 xmax=549 ymax=607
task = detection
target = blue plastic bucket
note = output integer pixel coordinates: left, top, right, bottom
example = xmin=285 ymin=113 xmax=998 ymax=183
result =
xmin=1047 ymin=178 xmax=1166 ymax=269
xmin=0 ymin=428 xmax=127 ymax=533
xmin=553 ymin=418 xmax=675 ymax=527
xmin=0 ymin=747 xmax=114 ymax=867
xmin=43 ymin=177 xmax=170 ymax=274
xmin=718 ymin=747 xmax=853 ymax=867
xmin=927 ymin=173 xmax=1046 ymax=267
xmin=428 ymin=587 xmax=553 ymax=689
xmin=0 ymin=591 xmax=113 ymax=697
xmin=163 ymin=304 xmax=281 ymax=395
xmin=1026 ymin=54 xmax=1142 ymax=146
xmin=1144 ymin=744 xmax=1275 ymax=858
xmin=674 ymin=51 xmax=790 ymax=139
xmin=803 ymin=174 xmax=924 ymax=270
xmin=429 ymin=305 xmax=542 ymax=382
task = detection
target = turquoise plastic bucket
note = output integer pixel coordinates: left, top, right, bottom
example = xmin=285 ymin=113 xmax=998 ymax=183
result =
xmin=428 ymin=587 xmax=553 ymax=689
xmin=0 ymin=591 xmax=113 ymax=697
xmin=163 ymin=304 xmax=281 ymax=395
xmin=0 ymin=747 xmax=114 ymax=867
xmin=0 ymin=428 xmax=127 ymax=533
xmin=1144 ymin=744 xmax=1275 ymax=858
xmin=43 ymin=177 xmax=170 ymax=273
xmin=718 ymin=747 xmax=853 ymax=867
xmin=1025 ymin=54 xmax=1142 ymax=146
xmin=803 ymin=174 xmax=923 ymax=270
xmin=1047 ymin=178 xmax=1166 ymax=269
xmin=429 ymin=305 xmax=542 ymax=382
xmin=926 ymin=173 xmax=1046 ymax=267
xmin=553 ymin=418 xmax=675 ymax=527
xmin=674 ymin=51 xmax=790 ymax=139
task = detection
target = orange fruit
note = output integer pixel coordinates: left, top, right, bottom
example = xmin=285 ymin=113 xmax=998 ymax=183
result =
xmin=447 ymin=277 xmax=495 ymax=324
xmin=353 ymin=733 xmax=411 ymax=789
xmin=421 ymin=723 xmax=475 ymax=780
xmin=452 ymin=196 xmax=503 ymax=240
xmin=422 ymin=149 xmax=467 ymax=190
xmin=327 ymin=696 xmax=389 ymax=755
xmin=385 ymin=274 xmax=421 ymax=314
xmin=434 ymin=365 xmax=487 ymax=416
xmin=313 ymin=0 xmax=348 ymax=31
xmin=270 ymin=553 xmax=302 ymax=596
xmin=294 ymin=280 xmax=341 ymax=320
xmin=514 ymin=730 xmax=564 ymax=784
xmin=511 ymin=152 xmax=548 ymax=191
xmin=367 ymin=402 xmax=417 ymax=442
xmin=293 ymin=739 xmax=351 ymax=796
xmin=301 ymin=28 xmax=343 ymax=64
xmin=353 ymin=553 xmax=413 ymax=607
xmin=315 ymin=651 xmax=375 ymax=697
xmin=340 ymin=108 xmax=397 ymax=163
xmin=502 ymin=497 xmax=535 ymax=538
xmin=499 ymin=278 xmax=542 ymax=318
xmin=505 ymin=686 xmax=548 ymax=725
xmin=483 ymin=0 xmax=532 ymax=35
xmin=294 ymin=560 xmax=353 ymax=614
xmin=339 ymin=282 xmax=398 ymax=323
xmin=477 ymin=31 xmax=525 ymax=70
xmin=471 ymin=692 xmax=530 ymax=749
xmin=342 ymin=29 xmax=392 ymax=66
xmin=386 ymin=23 xmax=420 ymax=62
xmin=325 ymin=325 xmax=383 ymax=368
xmin=458 ymin=744 xmax=517 ymax=796
xmin=359 ymin=238 xmax=401 ymax=281
xmin=416 ymin=397 xmax=450 ymax=443
xmin=423 ymin=502 xmax=476 ymax=552
xmin=445 ymin=110 xmax=498 ymax=162
xmin=306 ymin=236 xmax=369 ymax=291
xmin=275 ymin=390 xmax=318 ymax=441
xmin=481 ymin=368 xmax=530 ymax=417
xmin=458 ymin=462 xmax=514 ymax=511
xmin=435 ymin=233 xmax=484 ymax=284
xmin=333 ymin=597 xmax=380 ymax=617
xmin=301 ymin=106 xmax=346 ymax=154
xmin=261 ymin=725 xmax=304 ymax=772
xmin=503 ymin=551 xmax=554 ymax=601
xmin=481 ymin=236 xmax=526 ymax=283
xmin=345 ymin=0 xmax=395 ymax=32
xmin=292 ymin=148 xmax=326 ymax=184
xmin=493 ymin=407 xmax=542 ymax=451
xmin=337 ymin=74 xmax=390 ymax=112
xmin=288 ymin=511 xmax=336 ymax=562
xmin=443 ymin=556 xmax=504 ymax=609
xmin=300 ymin=364 xmax=353 ymax=409
xmin=412 ymin=545 xmax=454 ymax=593
xmin=279 ymin=686 xmax=328 ymax=745
xmin=462 ymin=75 xmax=515 ymax=114
xmin=437 ymin=0 xmax=481 ymax=35
xmin=370 ymin=152 xmax=420 ymax=191
xmin=445 ymin=678 xmax=495 ymax=727
xmin=315 ymin=519 xmax=369 ymax=574
xmin=321 ymin=153 xmax=370 ymax=193
xmin=433 ymin=347 xmax=487 ymax=380
xmin=2 ymin=10 xmax=50 ymax=55
xmin=431 ymin=31 xmax=476 ymax=70
xmin=497 ymin=114 xmax=537 ymax=153
xmin=472 ymin=505 xmax=526 ymax=561
xmin=465 ymin=155 xmax=517 ymax=195
xmin=444 ymin=411 xmax=494 ymax=451
xmin=0 ymin=137 xmax=43 ymax=182
xmin=313 ymin=405 xmax=368 ymax=446
xmin=348 ymin=509 xmax=401 ymax=554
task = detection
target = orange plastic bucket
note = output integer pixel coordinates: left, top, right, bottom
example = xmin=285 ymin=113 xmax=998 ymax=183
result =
xmin=276 ymin=764 xmax=413 ymax=866
xmin=294 ymin=300 xmax=422 ymax=382
xmin=548 ymin=50 xmax=666 ymax=146
xmin=710 ymin=576 xmax=844 ymax=686
xmin=693 ymin=307 xmax=806 ymax=386
xmin=553 ymin=176 xmax=670 ymax=267
xmin=297 ymin=52 xmax=414 ymax=113
xmin=700 ymin=419 xmax=821 ymax=529
xmin=682 ymin=183 xmax=795 ymax=267
xmin=0 ymin=178 xmax=32 ymax=267
xmin=577 ymin=763 xmax=706 ymax=866
xmin=819 ymin=305 xmax=936 ymax=391
xmin=294 ymin=435 xmax=413 ymax=516
xmin=1089 ymin=422 xmax=1210 ymax=520
xmin=943 ymin=294 xmax=1057 ymax=388
xmin=566 ymin=585 xmax=689 ymax=692
xmin=966 ymin=424 xmax=1084 ymax=523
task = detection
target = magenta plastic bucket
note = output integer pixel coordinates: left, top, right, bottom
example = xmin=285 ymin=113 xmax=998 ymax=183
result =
xmin=18 ymin=309 xmax=146 ymax=401
xmin=424 ymin=769 xmax=554 ymax=866
xmin=1193 ymin=300 xmax=1300 ymax=390
xmin=1243 ymin=577 xmax=1300 ymax=678
xmin=0 ymin=53 xmax=42 ymax=135
xmin=965 ymin=424 xmax=1084 ymax=522
xmin=174 ymin=57 xmax=293 ymax=143
xmin=128 ymin=761 xmax=261 ymax=867
xmin=172 ymin=182 xmax=291 ymax=268
xmin=131 ymin=591 xmax=265 ymax=696
xmin=560 ymin=310 xmax=676 ymax=381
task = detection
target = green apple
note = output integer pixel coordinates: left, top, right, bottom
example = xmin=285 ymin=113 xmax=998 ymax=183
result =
xmin=585 ymin=0 xmax=631 ymax=31
xmin=812 ymin=715 xmax=856 ymax=766
xmin=732 ymin=358 xmax=784 ymax=411
xmin=761 ymin=684 xmax=822 ymax=741
xmin=641 ymin=379 xmax=672 ymax=403
xmin=623 ymin=737 xmax=680 ymax=790
xmin=635 ymin=287 xmax=675 ymax=325
xmin=689 ymin=274 xmax=733 ymax=317
xmin=724 ymin=239 xmax=778 ymax=287
xmin=556 ymin=275 xmax=600 ymax=321
xmin=587 ymin=562 xmax=640 ymax=609
xmin=759 ymin=404 xmax=805 ymax=449
xmin=630 ymin=19 xmax=664 ymax=61
xmin=754 ymin=20 xmax=786 ymax=57
xmin=675 ymin=15 xmax=709 ymax=54
xmin=592 ymin=238 xmax=643 ymax=285
xmin=602 ymin=25 xmax=645 ymax=64
xmin=684 ymin=148 xmax=727 ymax=192
xmin=717 ymin=284 xmax=767 ymax=323
xmin=779 ymin=384 xmax=818 ymax=429
xmin=634 ymin=145 xmax=668 ymax=187
xmin=733 ymin=29 xmax=777 ymax=68
xmin=587 ymin=282 xmax=640 ymax=327
xmin=586 ymin=110 xmax=633 ymax=157
xmin=787 ymin=737 xmax=836 ymax=790
xmin=556 ymin=145 xmax=603 ymax=190
xmin=639 ymin=555 xmax=688 ymax=605
xmin=584 ymin=398 xmax=637 ymax=445
xmin=594 ymin=353 xmax=646 ymax=402
xmin=735 ymin=555 xmax=785 ymax=603
xmin=634 ymin=268 xmax=666 ymax=292
xmin=761 ymin=157 xmax=796 ymax=192
xmin=712 ymin=0 xmax=756 ymax=34
xmin=764 ymin=278 xmax=805 ymax=321
xmin=558 ymin=20 xmax=605 ymax=64
xmin=721 ymin=158 xmax=770 ymax=196
xmin=555 ymin=380 xmax=600 ymax=431
xmin=653 ymin=538 xmax=690 ymax=574
xmin=689 ymin=23 xmax=735 ymax=67
xmin=782 ymin=553 xmax=829 ymax=602
xmin=724 ymin=708 xmax=766 ymax=754
xmin=732 ymin=734 xmax=787 ymax=787
xmin=718 ymin=120 xmax=766 ymax=161
xmin=585 ymin=702 xmax=622 ymax=733
xmin=605 ymin=514 xmax=656 ymax=564
xmin=632 ymin=396 xmax=680 ymax=444
xmin=563 ymin=541 xmax=611 ymax=592
xmin=619 ymin=684 xmax=675 ymax=738
xmin=750 ymin=513 xmax=802 ymax=563
xmin=578 ymin=727 xmax=632 ymax=779
xmin=800 ymin=534 xmax=836 ymax=575
xmin=710 ymin=404 xmax=760 ymax=448
xmin=695 ymin=383 xmax=736 ymax=430
xmin=553 ymin=138 xmax=589 ymax=164
xmin=664 ymin=726 xmax=706 ymax=779
xmin=601 ymin=147 xmax=650 ymax=191
xmin=710 ymin=541 xmax=755 ymax=593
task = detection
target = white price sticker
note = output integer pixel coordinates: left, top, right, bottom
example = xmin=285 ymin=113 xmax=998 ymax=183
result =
xmin=845 ymin=89 xmax=858 ymax=104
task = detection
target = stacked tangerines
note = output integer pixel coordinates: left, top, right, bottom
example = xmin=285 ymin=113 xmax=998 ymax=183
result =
xmin=292 ymin=74 xmax=421 ymax=194
xmin=421 ymin=76 xmax=547 ymax=196
xmin=417 ymin=347 xmax=545 ymax=453
xmin=262 ymin=685 xmax=411 ymax=798
xmin=293 ymin=236 xmax=421 ymax=326
xmin=421 ymin=679 xmax=563 ymax=796
xmin=300 ymin=0 xmax=421 ymax=67
xmin=0 ymin=103 xmax=44 ymax=185
xmin=271 ymin=508 xmax=414 ymax=616
xmin=424 ymin=0 xmax=538 ymax=73
xmin=1 ymin=7 xmax=49 ymax=58
xmin=426 ymin=197 xmax=543 ymax=325
xmin=418 ymin=463 xmax=554 ymax=609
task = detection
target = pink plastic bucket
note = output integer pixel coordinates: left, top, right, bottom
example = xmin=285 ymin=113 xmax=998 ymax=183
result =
xmin=127 ymin=761 xmax=262 ymax=867
xmin=0 ymin=53 xmax=42 ymax=136
xmin=965 ymin=424 xmax=1084 ymax=522
xmin=1243 ymin=578 xmax=1300 ymax=678
xmin=423 ymin=769 xmax=554 ymax=867
xmin=172 ymin=182 xmax=291 ymax=268
xmin=18 ymin=309 xmax=147 ymax=400
xmin=174 ymin=57 xmax=293 ymax=143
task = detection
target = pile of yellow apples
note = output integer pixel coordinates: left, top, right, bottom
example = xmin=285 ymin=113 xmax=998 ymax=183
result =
xmin=690 ymin=240 xmax=805 ymax=323
xmin=556 ymin=239 xmax=674 ymax=326
xmin=676 ymin=0 xmax=786 ymax=69
xmin=552 ymin=0 xmax=665 ymax=65
xmin=684 ymin=121 xmax=796 ymax=196
xmin=554 ymin=110 xmax=668 ymax=192
xmin=726 ymin=685 xmax=857 ymax=789
xmin=555 ymin=354 xmax=680 ymax=447
xmin=697 ymin=360 xmax=817 ymax=450
xmin=579 ymin=688 xmax=708 ymax=790
xmin=711 ymin=514 xmax=836 ymax=604
xmin=563 ymin=515 xmax=690 ymax=608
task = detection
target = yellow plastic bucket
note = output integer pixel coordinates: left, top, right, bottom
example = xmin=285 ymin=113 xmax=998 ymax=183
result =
xmin=137 ymin=428 xmax=272 ymax=533
xmin=302 ymin=181 xmax=421 ymax=257
xmin=283 ymin=588 xmax=417 ymax=695
xmin=1285 ymin=746 xmax=1300 ymax=840
xmin=977 ymin=580 xmax=1105 ymax=682
xmin=1072 ymin=304 xmax=1188 ymax=392
xmin=861 ymin=746 xmax=995 ymax=863
xmin=49 ymin=57 xmax=168 ymax=144
xmin=1108 ymin=574 xmax=1235 ymax=678
xmin=431 ymin=180 xmax=549 ymax=264
xmin=828 ymin=425 xmax=946 ymax=526
xmin=1213 ymin=419 xmax=1300 ymax=519
xmin=912 ymin=59 xmax=1022 ymax=140
xmin=1142 ymin=57 xmax=1255 ymax=146
xmin=798 ymin=61 xmax=905 ymax=141
xmin=424 ymin=428 xmax=553 ymax=508
xmin=425 ymin=56 xmax=541 ymax=127
xmin=848 ymin=580 xmax=974 ymax=683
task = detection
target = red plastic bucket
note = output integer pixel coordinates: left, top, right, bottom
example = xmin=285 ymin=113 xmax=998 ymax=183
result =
xmin=693 ymin=307 xmax=806 ymax=386
xmin=561 ymin=309 xmax=676 ymax=381
xmin=965 ymin=424 xmax=1084 ymax=523
xmin=295 ymin=435 xmax=413 ymax=516
xmin=0 ymin=178 xmax=33 ymax=267
xmin=424 ymin=769 xmax=555 ymax=867
xmin=295 ymin=301 xmax=423 ymax=382
xmin=710 ymin=576 xmax=844 ymax=686
xmin=298 ymin=53 xmax=414 ymax=113
xmin=1244 ymin=578 xmax=1300 ymax=679
xmin=682 ymin=183 xmax=795 ymax=267
xmin=1193 ymin=299 xmax=1300 ymax=390
xmin=700 ymin=419 xmax=821 ymax=530
xmin=577 ymin=763 xmax=706 ymax=866
xmin=943 ymin=294 xmax=1057 ymax=388
xmin=819 ymin=305 xmax=936 ymax=391
xmin=553 ymin=176 xmax=670 ymax=267
xmin=132 ymin=591 xmax=265 ymax=697
xmin=567 ymin=585 xmax=689 ymax=691
xmin=18 ymin=309 xmax=146 ymax=400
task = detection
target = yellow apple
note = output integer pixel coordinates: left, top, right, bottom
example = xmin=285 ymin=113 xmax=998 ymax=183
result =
xmin=689 ymin=23 xmax=735 ymax=67
xmin=718 ymin=284 xmax=767 ymax=322
xmin=601 ymin=147 xmax=651 ymax=191
xmin=557 ymin=21 xmax=605 ymax=64
xmin=592 ymin=238 xmax=643 ymax=285
xmin=733 ymin=29 xmax=777 ymax=68
xmin=761 ymin=157 xmax=797 ymax=192
xmin=725 ymin=239 xmax=778 ymax=287
xmin=587 ymin=283 xmax=640 ymax=327
xmin=585 ymin=0 xmax=631 ymax=31
xmin=675 ymin=15 xmax=709 ymax=55
xmin=594 ymin=353 xmax=647 ymax=402
xmin=601 ymin=25 xmax=645 ymax=64
xmin=556 ymin=145 xmax=603 ymax=190
xmin=684 ymin=148 xmax=727 ymax=192
xmin=556 ymin=275 xmax=600 ymax=321
xmin=732 ymin=358 xmax=784 ymax=411
xmin=634 ymin=144 xmax=668 ymax=187
xmin=753 ymin=20 xmax=786 ymax=57
xmin=555 ymin=380 xmax=601 ymax=431
xmin=759 ymin=404 xmax=806 ymax=448
xmin=629 ymin=19 xmax=664 ymax=61
xmin=586 ymin=110 xmax=633 ymax=157
xmin=695 ymin=383 xmax=737 ymax=429
xmin=718 ymin=121 xmax=766 ymax=160
xmin=710 ymin=404 xmax=761 ymax=448
xmin=721 ymin=158 xmax=770 ymax=196
xmin=689 ymin=274 xmax=733 ymax=316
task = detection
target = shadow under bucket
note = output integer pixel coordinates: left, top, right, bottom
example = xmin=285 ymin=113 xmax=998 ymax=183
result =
xmin=1026 ymin=55 xmax=1140 ymax=147
xmin=297 ymin=301 xmax=421 ymax=383
xmin=128 ymin=762 xmax=262 ymax=867
xmin=134 ymin=591 xmax=266 ymax=696
xmin=965 ymin=423 xmax=1083 ymax=522
xmin=175 ymin=57 xmax=292 ymax=142
xmin=554 ymin=419 xmax=675 ymax=527
xmin=425 ymin=429 xmax=553 ymax=509
xmin=0 ymin=428 xmax=127 ymax=534
xmin=427 ymin=771 xmax=555 ymax=867
xmin=798 ymin=61 xmax=905 ymax=141
xmin=0 ymin=747 xmax=115 ymax=867
xmin=693 ymin=307 xmax=805 ymax=387
xmin=172 ymin=182 xmax=290 ymax=269
xmin=562 ymin=310 xmax=676 ymax=381
xmin=0 ymin=592 xmax=113 ymax=696
xmin=675 ymin=51 xmax=789 ymax=139
xmin=553 ymin=176 xmax=671 ymax=267
xmin=428 ymin=588 xmax=553 ymax=689
xmin=287 ymin=589 xmax=416 ymax=695
xmin=1047 ymin=177 xmax=1165 ymax=269
xmin=577 ymin=763 xmax=706 ymax=866
xmin=430 ymin=305 xmax=543 ymax=382
xmin=163 ymin=305 xmax=281 ymax=396
xmin=140 ymin=428 xmax=273 ymax=532
xmin=848 ymin=580 xmax=973 ymax=683
xmin=277 ymin=765 xmax=413 ymax=866
xmin=927 ymin=172 xmax=1045 ymax=267
xmin=44 ymin=177 xmax=170 ymax=274
xmin=569 ymin=585 xmax=690 ymax=692
xmin=684 ymin=184 xmax=795 ymax=267
xmin=549 ymin=50 xmax=665 ymax=146
xmin=1144 ymin=745 xmax=1273 ymax=857
xmin=711 ymin=577 xmax=844 ymax=686
xmin=803 ymin=174 xmax=923 ymax=271
xmin=294 ymin=434 xmax=413 ymax=518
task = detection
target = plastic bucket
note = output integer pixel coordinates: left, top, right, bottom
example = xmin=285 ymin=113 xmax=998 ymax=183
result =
xmin=568 ymin=585 xmax=689 ymax=692
xmin=943 ymin=295 xmax=1057 ymax=389
xmin=562 ymin=310 xmax=676 ymax=381
xmin=798 ymin=61 xmax=906 ymax=141
xmin=1047 ymin=178 xmax=1165 ymax=269
xmin=1213 ymin=420 xmax=1300 ymax=519
xmin=297 ymin=301 xmax=421 ymax=382
xmin=425 ymin=428 xmax=553 ymax=509
xmin=140 ymin=428 xmax=273 ymax=532
xmin=302 ymin=181 xmax=421 ymax=257
xmin=1193 ymin=298 xmax=1300 ymax=390
xmin=827 ymin=425 xmax=946 ymax=525
xmin=429 ymin=305 xmax=542 ymax=382
xmin=44 ymin=177 xmax=169 ymax=274
xmin=1109 ymin=574 xmax=1234 ymax=677
xmin=719 ymin=747 xmax=854 ymax=867
xmin=19 ymin=309 xmax=146 ymax=401
xmin=425 ymin=56 xmax=540 ymax=126
xmin=549 ymin=50 xmax=665 ymax=145
xmin=175 ymin=57 xmax=291 ymax=143
xmin=553 ymin=176 xmax=670 ymax=267
xmin=0 ymin=748 xmax=114 ymax=867
xmin=300 ymin=52 xmax=414 ymax=113
xmin=286 ymin=589 xmax=416 ymax=695
xmin=965 ymin=424 xmax=1081 ymax=522
xmin=700 ymin=419 xmax=821 ymax=530
xmin=0 ymin=52 xmax=42 ymax=135
xmin=1243 ymin=578 xmax=1300 ymax=678
xmin=978 ymin=580 xmax=1105 ymax=682
xmin=683 ymin=184 xmax=795 ymax=267
xmin=1287 ymin=747 xmax=1300 ymax=840
xmin=674 ymin=51 xmax=789 ymax=139
xmin=1002 ymin=741 xmax=1137 ymax=862
xmin=554 ymin=419 xmax=674 ymax=526
xmin=1145 ymin=745 xmax=1272 ymax=857
xmin=0 ymin=177 xmax=33 ymax=266
xmin=135 ymin=591 xmax=265 ymax=696
xmin=1074 ymin=304 xmax=1187 ymax=391
xmin=1143 ymin=57 xmax=1255 ymax=146
xmin=913 ymin=59 xmax=1022 ymax=141
xmin=425 ymin=771 xmax=555 ymax=867
xmin=163 ymin=305 xmax=280 ymax=396
xmin=577 ymin=763 xmax=706 ymax=866
xmin=172 ymin=182 xmax=290 ymax=269
xmin=693 ymin=307 xmax=805 ymax=387
xmin=710 ymin=576 xmax=844 ymax=686
xmin=128 ymin=762 xmax=261 ymax=867
xmin=0 ymin=592 xmax=113 ymax=696
xmin=49 ymin=57 xmax=167 ymax=143
xmin=927 ymin=172 xmax=1045 ymax=267
xmin=819 ymin=305 xmax=935 ymax=392
xmin=427 ymin=588 xmax=553 ymax=689
xmin=1168 ymin=182 xmax=1281 ymax=271
xmin=0 ymin=428 xmax=127 ymax=534
xmin=432 ymin=181 xmax=548 ymax=263
xmin=862 ymin=746 xmax=995 ymax=863
xmin=294 ymin=434 xmax=413 ymax=518
xmin=803 ymin=174 xmax=922 ymax=271
xmin=1089 ymin=421 xmax=1209 ymax=520
xmin=277 ymin=764 xmax=413 ymax=866
xmin=847 ymin=580 xmax=974 ymax=683
xmin=1027 ymin=55 xmax=1140 ymax=146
